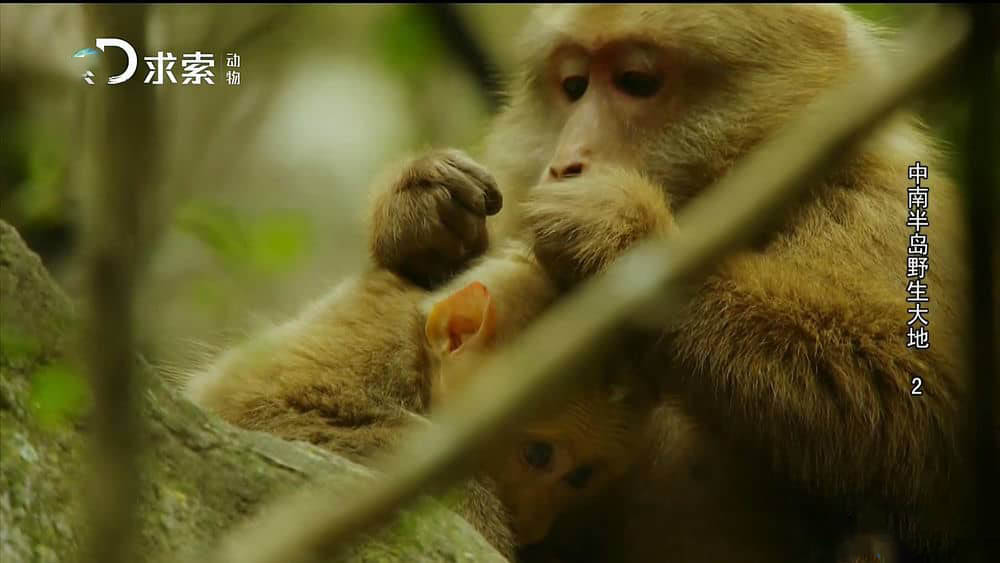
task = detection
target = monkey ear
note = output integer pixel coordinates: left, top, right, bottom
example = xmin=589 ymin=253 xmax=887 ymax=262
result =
xmin=425 ymin=281 xmax=497 ymax=357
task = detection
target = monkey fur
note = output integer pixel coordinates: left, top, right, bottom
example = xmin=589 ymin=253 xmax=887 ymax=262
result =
xmin=183 ymin=238 xmax=654 ymax=558
xmin=371 ymin=4 xmax=978 ymax=561
xmin=184 ymin=4 xmax=980 ymax=562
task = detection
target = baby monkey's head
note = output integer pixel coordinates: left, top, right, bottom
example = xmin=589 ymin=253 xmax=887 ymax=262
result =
xmin=424 ymin=281 xmax=650 ymax=545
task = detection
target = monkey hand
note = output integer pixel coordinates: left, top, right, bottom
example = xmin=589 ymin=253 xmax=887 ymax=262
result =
xmin=523 ymin=167 xmax=675 ymax=289
xmin=370 ymin=149 xmax=503 ymax=289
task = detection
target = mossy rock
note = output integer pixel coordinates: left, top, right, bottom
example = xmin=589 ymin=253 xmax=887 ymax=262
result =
xmin=0 ymin=220 xmax=506 ymax=563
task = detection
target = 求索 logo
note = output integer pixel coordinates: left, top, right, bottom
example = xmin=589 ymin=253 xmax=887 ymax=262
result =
xmin=72 ymin=38 xmax=241 ymax=86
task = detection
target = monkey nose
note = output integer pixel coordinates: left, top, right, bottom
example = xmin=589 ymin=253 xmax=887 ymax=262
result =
xmin=549 ymin=161 xmax=585 ymax=180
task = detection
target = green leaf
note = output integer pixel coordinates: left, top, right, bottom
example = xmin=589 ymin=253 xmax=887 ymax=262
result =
xmin=7 ymin=122 xmax=71 ymax=227
xmin=174 ymin=201 xmax=252 ymax=268
xmin=29 ymin=363 xmax=92 ymax=430
xmin=175 ymin=202 xmax=313 ymax=275
xmin=248 ymin=212 xmax=312 ymax=274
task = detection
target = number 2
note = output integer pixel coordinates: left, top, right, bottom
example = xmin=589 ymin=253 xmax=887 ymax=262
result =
xmin=911 ymin=377 xmax=923 ymax=396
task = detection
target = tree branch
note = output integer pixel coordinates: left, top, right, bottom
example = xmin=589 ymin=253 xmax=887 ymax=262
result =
xmin=426 ymin=4 xmax=504 ymax=112
xmin=200 ymin=8 xmax=971 ymax=563
xmin=79 ymin=6 xmax=158 ymax=563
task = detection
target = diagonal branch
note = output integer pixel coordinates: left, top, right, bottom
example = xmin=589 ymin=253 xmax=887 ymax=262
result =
xmin=200 ymin=8 xmax=971 ymax=563
xmin=425 ymin=4 xmax=504 ymax=112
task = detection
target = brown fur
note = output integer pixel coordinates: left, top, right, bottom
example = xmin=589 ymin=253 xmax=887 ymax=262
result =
xmin=479 ymin=4 xmax=972 ymax=560
xmin=371 ymin=4 xmax=974 ymax=561
xmin=521 ymin=400 xmax=819 ymax=563
xmin=183 ymin=240 xmax=652 ymax=557
xmin=183 ymin=268 xmax=519 ymax=555
xmin=526 ymin=166 xmax=677 ymax=288
xmin=369 ymin=148 xmax=503 ymax=289
xmin=185 ymin=4 xmax=976 ymax=561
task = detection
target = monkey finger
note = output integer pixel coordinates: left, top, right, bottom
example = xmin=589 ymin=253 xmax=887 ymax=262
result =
xmin=443 ymin=155 xmax=503 ymax=216
xmin=436 ymin=167 xmax=495 ymax=217
xmin=438 ymin=178 xmax=486 ymax=218
xmin=438 ymin=196 xmax=487 ymax=247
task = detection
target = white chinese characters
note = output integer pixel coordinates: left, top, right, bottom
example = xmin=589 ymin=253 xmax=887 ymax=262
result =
xmin=144 ymin=51 xmax=177 ymax=85
xmin=77 ymin=38 xmax=241 ymax=87
xmin=905 ymin=161 xmax=930 ymax=396
xmin=182 ymin=51 xmax=216 ymax=85
xmin=225 ymin=51 xmax=240 ymax=86
xmin=905 ymin=161 xmax=930 ymax=352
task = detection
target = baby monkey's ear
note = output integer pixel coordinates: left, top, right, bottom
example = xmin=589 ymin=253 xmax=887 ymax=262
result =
xmin=425 ymin=281 xmax=497 ymax=357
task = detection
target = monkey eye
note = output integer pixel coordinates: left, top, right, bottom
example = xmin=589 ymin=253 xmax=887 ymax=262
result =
xmin=564 ymin=465 xmax=594 ymax=489
xmin=561 ymin=75 xmax=588 ymax=102
xmin=615 ymin=71 xmax=662 ymax=98
xmin=523 ymin=441 xmax=554 ymax=469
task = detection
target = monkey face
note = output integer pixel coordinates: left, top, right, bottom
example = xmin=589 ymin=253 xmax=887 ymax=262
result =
xmin=538 ymin=39 xmax=674 ymax=185
xmin=487 ymin=4 xmax=858 ymax=209
xmin=491 ymin=435 xmax=593 ymax=545
xmin=424 ymin=281 xmax=644 ymax=546
xmin=486 ymin=387 xmax=639 ymax=546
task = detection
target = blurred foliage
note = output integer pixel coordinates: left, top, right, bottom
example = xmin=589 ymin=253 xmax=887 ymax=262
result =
xmin=0 ymin=325 xmax=42 ymax=361
xmin=16 ymin=143 xmax=68 ymax=229
xmin=2 ymin=6 xmax=987 ymax=256
xmin=368 ymin=5 xmax=489 ymax=149
xmin=2 ymin=278 xmax=85 ymax=436
xmin=373 ymin=6 xmax=446 ymax=86
xmin=2 ymin=325 xmax=91 ymax=430
xmin=28 ymin=362 xmax=92 ymax=430
xmin=2 ymin=4 xmax=985 ymax=274
xmin=174 ymin=201 xmax=313 ymax=276
xmin=0 ymin=83 xmax=75 ymax=265
xmin=0 ymin=5 xmax=993 ymax=374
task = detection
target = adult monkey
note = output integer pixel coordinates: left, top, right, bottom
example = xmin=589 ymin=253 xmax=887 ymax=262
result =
xmin=370 ymin=4 xmax=973 ymax=560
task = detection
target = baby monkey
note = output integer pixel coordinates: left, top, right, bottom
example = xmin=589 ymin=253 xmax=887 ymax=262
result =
xmin=423 ymin=258 xmax=650 ymax=545
xmin=182 ymin=242 xmax=650 ymax=554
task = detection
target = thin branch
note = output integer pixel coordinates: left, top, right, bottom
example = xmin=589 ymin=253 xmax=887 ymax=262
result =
xmin=79 ymin=6 xmax=159 ymax=563
xmin=200 ymin=8 xmax=971 ymax=563
xmin=426 ymin=4 xmax=504 ymax=112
